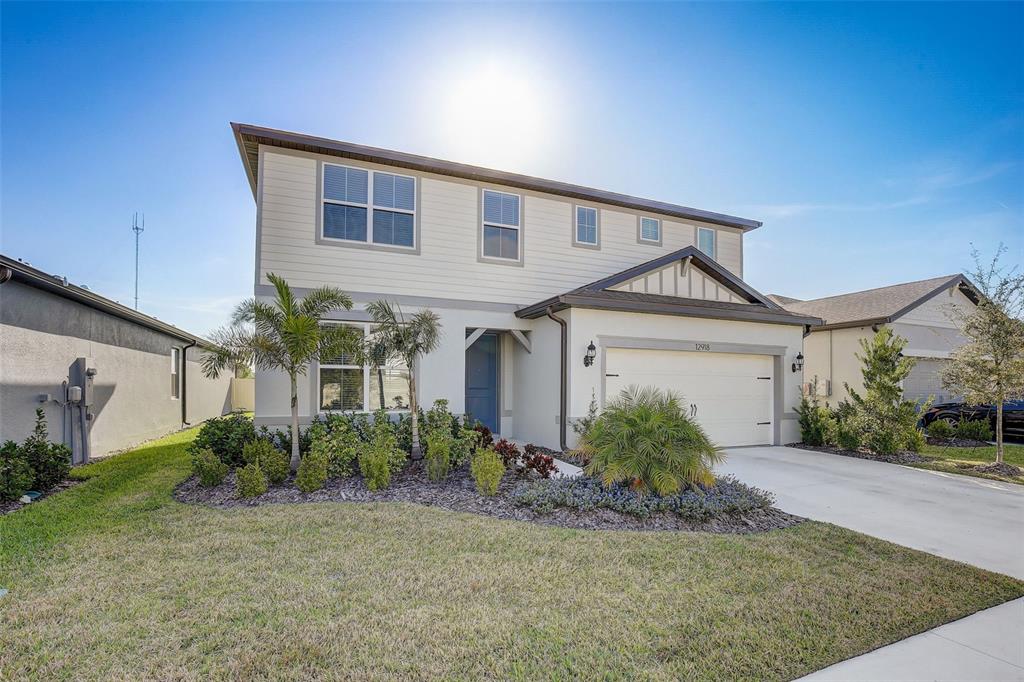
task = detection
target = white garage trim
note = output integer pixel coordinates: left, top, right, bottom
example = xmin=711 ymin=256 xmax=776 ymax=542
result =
xmin=598 ymin=335 xmax=787 ymax=445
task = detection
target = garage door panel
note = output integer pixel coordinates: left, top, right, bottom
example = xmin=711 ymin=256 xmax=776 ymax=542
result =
xmin=605 ymin=348 xmax=774 ymax=447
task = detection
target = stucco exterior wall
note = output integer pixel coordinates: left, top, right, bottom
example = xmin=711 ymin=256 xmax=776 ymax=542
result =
xmin=801 ymin=326 xmax=874 ymax=407
xmin=0 ymin=280 xmax=232 ymax=456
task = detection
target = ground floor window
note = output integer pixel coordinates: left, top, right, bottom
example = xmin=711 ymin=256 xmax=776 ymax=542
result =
xmin=318 ymin=322 xmax=410 ymax=413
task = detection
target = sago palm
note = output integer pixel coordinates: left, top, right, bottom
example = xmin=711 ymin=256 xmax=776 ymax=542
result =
xmin=581 ymin=385 xmax=723 ymax=495
xmin=362 ymin=300 xmax=441 ymax=459
xmin=201 ymin=273 xmax=358 ymax=471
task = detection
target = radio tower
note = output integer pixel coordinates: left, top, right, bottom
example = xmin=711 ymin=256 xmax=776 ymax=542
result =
xmin=131 ymin=212 xmax=145 ymax=310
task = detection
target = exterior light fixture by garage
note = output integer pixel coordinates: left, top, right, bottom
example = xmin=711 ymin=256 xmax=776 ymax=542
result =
xmin=584 ymin=340 xmax=597 ymax=367
xmin=792 ymin=352 xmax=804 ymax=373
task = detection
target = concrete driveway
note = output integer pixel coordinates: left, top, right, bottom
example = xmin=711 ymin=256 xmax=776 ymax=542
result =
xmin=717 ymin=446 xmax=1024 ymax=680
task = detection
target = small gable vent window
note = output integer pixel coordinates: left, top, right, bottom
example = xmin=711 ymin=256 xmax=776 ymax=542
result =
xmin=322 ymin=164 xmax=416 ymax=249
xmin=639 ymin=216 xmax=661 ymax=243
xmin=575 ymin=206 xmax=598 ymax=246
xmin=697 ymin=227 xmax=716 ymax=260
xmin=481 ymin=190 xmax=521 ymax=261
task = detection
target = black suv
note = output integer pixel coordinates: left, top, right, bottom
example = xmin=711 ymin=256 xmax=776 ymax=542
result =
xmin=919 ymin=400 xmax=1024 ymax=440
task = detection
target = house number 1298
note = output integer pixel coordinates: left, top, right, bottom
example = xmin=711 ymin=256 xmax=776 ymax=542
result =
xmin=695 ymin=343 xmax=711 ymax=351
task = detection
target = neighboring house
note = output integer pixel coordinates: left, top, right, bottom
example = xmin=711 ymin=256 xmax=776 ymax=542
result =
xmin=770 ymin=275 xmax=980 ymax=406
xmin=0 ymin=254 xmax=234 ymax=461
xmin=232 ymin=123 xmax=819 ymax=449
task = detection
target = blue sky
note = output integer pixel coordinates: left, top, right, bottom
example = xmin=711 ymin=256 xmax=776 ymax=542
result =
xmin=2 ymin=2 xmax=1021 ymax=334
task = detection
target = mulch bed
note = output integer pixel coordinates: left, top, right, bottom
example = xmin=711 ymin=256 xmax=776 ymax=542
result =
xmin=970 ymin=462 xmax=1023 ymax=477
xmin=175 ymin=461 xmax=804 ymax=534
xmin=787 ymin=443 xmax=930 ymax=466
xmin=0 ymin=479 xmax=79 ymax=517
xmin=925 ymin=437 xmax=991 ymax=448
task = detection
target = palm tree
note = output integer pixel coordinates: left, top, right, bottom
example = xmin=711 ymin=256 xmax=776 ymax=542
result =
xmin=363 ymin=300 xmax=441 ymax=459
xmin=201 ymin=273 xmax=357 ymax=471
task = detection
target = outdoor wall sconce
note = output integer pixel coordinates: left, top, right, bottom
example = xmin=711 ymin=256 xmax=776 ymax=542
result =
xmin=583 ymin=340 xmax=597 ymax=367
xmin=791 ymin=352 xmax=804 ymax=373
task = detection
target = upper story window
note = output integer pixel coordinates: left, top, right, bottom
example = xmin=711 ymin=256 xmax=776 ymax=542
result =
xmin=639 ymin=216 xmax=661 ymax=244
xmin=322 ymin=164 xmax=415 ymax=249
xmin=574 ymin=206 xmax=599 ymax=247
xmin=481 ymin=189 xmax=521 ymax=261
xmin=697 ymin=227 xmax=716 ymax=260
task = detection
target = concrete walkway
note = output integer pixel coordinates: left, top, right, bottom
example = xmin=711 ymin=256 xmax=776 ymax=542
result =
xmin=717 ymin=446 xmax=1024 ymax=681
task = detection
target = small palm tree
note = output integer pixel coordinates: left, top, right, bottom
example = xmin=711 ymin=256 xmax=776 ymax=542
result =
xmin=580 ymin=385 xmax=723 ymax=495
xmin=201 ymin=273 xmax=357 ymax=471
xmin=363 ymin=300 xmax=441 ymax=459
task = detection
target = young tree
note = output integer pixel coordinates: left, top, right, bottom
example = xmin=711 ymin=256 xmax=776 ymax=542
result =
xmin=201 ymin=273 xmax=357 ymax=471
xmin=941 ymin=246 xmax=1024 ymax=465
xmin=362 ymin=300 xmax=441 ymax=459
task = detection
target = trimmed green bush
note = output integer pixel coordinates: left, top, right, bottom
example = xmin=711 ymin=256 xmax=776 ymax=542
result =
xmin=357 ymin=410 xmax=407 ymax=491
xmin=832 ymin=420 xmax=862 ymax=451
xmin=21 ymin=409 xmax=71 ymax=491
xmin=926 ymin=419 xmax=955 ymax=440
xmin=295 ymin=450 xmax=329 ymax=493
xmin=358 ymin=444 xmax=393 ymax=491
xmin=796 ymin=384 xmax=835 ymax=446
xmin=0 ymin=440 xmax=33 ymax=502
xmin=471 ymin=448 xmax=505 ymax=496
xmin=242 ymin=438 xmax=277 ymax=466
xmin=192 ymin=447 xmax=229 ymax=487
xmin=425 ymin=429 xmax=452 ymax=482
xmin=581 ymin=386 xmax=722 ymax=496
xmin=261 ymin=447 xmax=290 ymax=485
xmin=236 ymin=462 xmax=268 ymax=498
xmin=955 ymin=418 xmax=993 ymax=442
xmin=906 ymin=428 xmax=926 ymax=453
xmin=308 ymin=415 xmax=360 ymax=479
xmin=188 ymin=413 xmax=255 ymax=466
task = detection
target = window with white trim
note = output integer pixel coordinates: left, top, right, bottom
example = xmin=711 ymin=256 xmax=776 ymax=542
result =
xmin=170 ymin=348 xmax=181 ymax=399
xmin=575 ymin=206 xmax=598 ymax=245
xmin=318 ymin=323 xmax=410 ymax=412
xmin=640 ymin=216 xmax=660 ymax=242
xmin=481 ymin=189 xmax=521 ymax=260
xmin=697 ymin=227 xmax=716 ymax=259
xmin=322 ymin=164 xmax=415 ymax=248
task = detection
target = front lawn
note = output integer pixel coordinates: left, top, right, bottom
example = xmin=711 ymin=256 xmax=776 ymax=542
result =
xmin=2 ymin=429 xmax=1022 ymax=680
xmin=912 ymin=442 xmax=1024 ymax=485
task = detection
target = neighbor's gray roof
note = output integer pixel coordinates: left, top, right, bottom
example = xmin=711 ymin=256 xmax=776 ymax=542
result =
xmin=780 ymin=274 xmax=980 ymax=330
xmin=766 ymin=294 xmax=803 ymax=306
xmin=0 ymin=254 xmax=213 ymax=345
xmin=231 ymin=123 xmax=762 ymax=231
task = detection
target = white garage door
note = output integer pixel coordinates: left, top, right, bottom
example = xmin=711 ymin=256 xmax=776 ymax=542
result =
xmin=604 ymin=348 xmax=774 ymax=447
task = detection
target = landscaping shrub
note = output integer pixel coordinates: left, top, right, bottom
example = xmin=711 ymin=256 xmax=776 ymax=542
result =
xmin=235 ymin=462 xmax=268 ymax=498
xmin=512 ymin=475 xmax=773 ymax=521
xmin=21 ymin=409 xmax=71 ymax=491
xmin=242 ymin=438 xmax=277 ymax=466
xmin=425 ymin=429 xmax=452 ymax=482
xmin=189 ymin=413 xmax=255 ymax=466
xmin=926 ymin=419 xmax=955 ymax=440
xmin=471 ymin=448 xmax=505 ymax=496
xmin=308 ymin=415 xmax=360 ymax=479
xmin=906 ymin=428 xmax=926 ymax=453
xmin=571 ymin=390 xmax=600 ymax=439
xmin=357 ymin=410 xmax=407 ymax=490
xmin=955 ymin=418 xmax=993 ymax=442
xmin=295 ymin=449 xmax=329 ymax=493
xmin=396 ymin=408 xmax=425 ymax=453
xmin=522 ymin=444 xmax=558 ymax=478
xmin=832 ymin=420 xmax=863 ymax=451
xmin=0 ymin=440 xmax=33 ymax=502
xmin=493 ymin=438 xmax=520 ymax=469
xmin=422 ymin=400 xmax=477 ymax=470
xmin=192 ymin=447 xmax=229 ymax=487
xmin=258 ymin=422 xmax=313 ymax=458
xmin=795 ymin=382 xmax=835 ymax=446
xmin=580 ymin=386 xmax=722 ymax=496
xmin=472 ymin=423 xmax=494 ymax=450
xmin=261 ymin=447 xmax=290 ymax=485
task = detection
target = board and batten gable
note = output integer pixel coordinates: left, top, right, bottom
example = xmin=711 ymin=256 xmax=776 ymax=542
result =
xmin=256 ymin=146 xmax=745 ymax=304
xmin=607 ymin=259 xmax=751 ymax=303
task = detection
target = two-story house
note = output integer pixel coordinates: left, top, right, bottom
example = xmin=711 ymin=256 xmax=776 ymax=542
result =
xmin=232 ymin=123 xmax=819 ymax=450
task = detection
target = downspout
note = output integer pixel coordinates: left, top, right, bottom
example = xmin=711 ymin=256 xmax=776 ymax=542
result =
xmin=181 ymin=339 xmax=198 ymax=426
xmin=545 ymin=306 xmax=568 ymax=452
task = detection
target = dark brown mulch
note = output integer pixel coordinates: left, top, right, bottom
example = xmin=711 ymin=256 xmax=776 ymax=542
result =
xmin=174 ymin=461 xmax=804 ymax=535
xmin=971 ymin=462 xmax=1023 ymax=477
xmin=787 ymin=443 xmax=930 ymax=466
xmin=0 ymin=479 xmax=79 ymax=516
xmin=925 ymin=437 xmax=991 ymax=448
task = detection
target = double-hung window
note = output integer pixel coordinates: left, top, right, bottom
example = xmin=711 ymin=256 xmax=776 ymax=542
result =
xmin=322 ymin=164 xmax=415 ymax=248
xmin=318 ymin=323 xmax=410 ymax=412
xmin=575 ymin=206 xmax=598 ymax=246
xmin=639 ymin=216 xmax=661 ymax=243
xmin=481 ymin=190 xmax=521 ymax=261
xmin=697 ymin=227 xmax=716 ymax=260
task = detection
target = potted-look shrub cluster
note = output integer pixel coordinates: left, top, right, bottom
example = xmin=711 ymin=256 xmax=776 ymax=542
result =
xmin=1 ymin=409 xmax=72 ymax=505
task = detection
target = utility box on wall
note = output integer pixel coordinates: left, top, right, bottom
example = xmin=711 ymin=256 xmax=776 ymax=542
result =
xmin=68 ymin=357 xmax=97 ymax=464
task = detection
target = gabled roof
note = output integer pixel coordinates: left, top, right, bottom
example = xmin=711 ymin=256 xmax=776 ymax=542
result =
xmin=779 ymin=274 xmax=980 ymax=331
xmin=515 ymin=247 xmax=821 ymax=326
xmin=0 ymin=254 xmax=212 ymax=345
xmin=231 ymin=122 xmax=762 ymax=232
xmin=767 ymin=294 xmax=803 ymax=306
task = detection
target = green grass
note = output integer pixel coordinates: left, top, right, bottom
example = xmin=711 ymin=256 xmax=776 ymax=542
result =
xmin=2 ymin=429 xmax=1022 ymax=681
xmin=912 ymin=442 xmax=1024 ymax=484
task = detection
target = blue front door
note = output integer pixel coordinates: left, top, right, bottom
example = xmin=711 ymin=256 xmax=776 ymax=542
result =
xmin=466 ymin=333 xmax=500 ymax=433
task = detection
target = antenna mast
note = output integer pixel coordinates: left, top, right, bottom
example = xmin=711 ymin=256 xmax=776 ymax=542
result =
xmin=131 ymin=212 xmax=145 ymax=310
